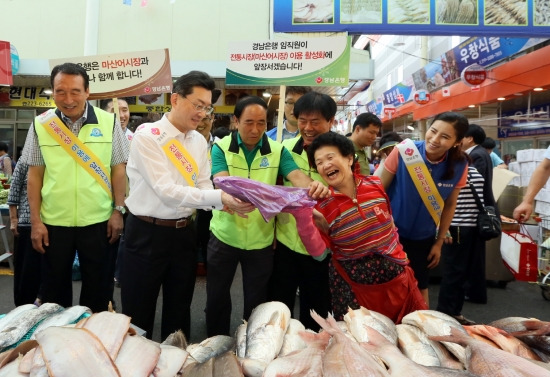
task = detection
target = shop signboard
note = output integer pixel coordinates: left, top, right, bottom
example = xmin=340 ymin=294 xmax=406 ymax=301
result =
xmin=383 ymin=83 xmax=413 ymax=107
xmin=274 ymin=0 xmax=550 ymax=38
xmin=461 ymin=64 xmax=487 ymax=86
xmin=226 ymin=36 xmax=350 ymax=86
xmin=0 ymin=41 xmax=12 ymax=86
xmin=366 ymin=97 xmax=383 ymax=117
xmin=49 ymin=49 xmax=172 ymax=99
xmin=383 ymin=105 xmax=396 ymax=119
xmin=8 ymin=87 xmax=54 ymax=108
xmin=498 ymin=103 xmax=550 ymax=138
xmin=414 ymin=90 xmax=431 ymax=105
xmin=412 ymin=37 xmax=545 ymax=93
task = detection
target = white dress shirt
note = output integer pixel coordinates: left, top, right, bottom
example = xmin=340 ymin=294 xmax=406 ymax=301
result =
xmin=125 ymin=114 xmax=223 ymax=219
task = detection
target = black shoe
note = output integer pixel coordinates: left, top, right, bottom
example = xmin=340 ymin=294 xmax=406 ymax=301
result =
xmin=453 ymin=314 xmax=476 ymax=326
xmin=464 ymin=296 xmax=487 ymax=304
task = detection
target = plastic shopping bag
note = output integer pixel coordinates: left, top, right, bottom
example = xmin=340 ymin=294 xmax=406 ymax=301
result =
xmin=213 ymin=176 xmax=316 ymax=222
xmin=500 ymin=230 xmax=538 ymax=282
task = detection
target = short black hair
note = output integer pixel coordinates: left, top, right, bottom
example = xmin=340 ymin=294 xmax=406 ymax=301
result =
xmin=51 ymin=63 xmax=89 ymax=91
xmin=213 ymin=126 xmax=231 ymax=140
xmin=234 ymin=96 xmax=267 ymax=119
xmin=465 ymin=123 xmax=486 ymax=145
xmin=308 ymin=132 xmax=354 ymax=170
xmin=0 ymin=142 xmax=8 ymax=153
xmin=353 ymin=112 xmax=382 ymax=131
xmin=481 ymin=137 xmax=497 ymax=149
xmin=172 ymin=70 xmax=215 ymax=98
xmin=293 ymin=92 xmax=336 ymax=121
xmin=99 ymin=97 xmax=133 ymax=111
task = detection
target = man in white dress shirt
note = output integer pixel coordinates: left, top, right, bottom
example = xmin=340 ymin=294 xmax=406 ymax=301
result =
xmin=120 ymin=71 xmax=254 ymax=340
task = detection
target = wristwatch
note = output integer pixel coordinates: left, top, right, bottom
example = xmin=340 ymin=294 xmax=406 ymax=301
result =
xmin=114 ymin=205 xmax=127 ymax=215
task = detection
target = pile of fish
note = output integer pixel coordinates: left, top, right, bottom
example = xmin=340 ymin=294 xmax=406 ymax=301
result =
xmin=1 ymin=301 xmax=550 ymax=376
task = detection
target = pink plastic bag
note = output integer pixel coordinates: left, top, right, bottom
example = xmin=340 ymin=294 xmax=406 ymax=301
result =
xmin=214 ymin=176 xmax=327 ymax=257
xmin=214 ymin=176 xmax=316 ymax=222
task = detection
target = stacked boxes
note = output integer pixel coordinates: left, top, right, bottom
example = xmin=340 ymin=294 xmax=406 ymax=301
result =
xmin=513 ymin=149 xmax=550 ymax=218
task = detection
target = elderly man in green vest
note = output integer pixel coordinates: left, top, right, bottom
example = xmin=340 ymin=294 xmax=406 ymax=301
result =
xmin=206 ymin=95 xmax=328 ymax=337
xmin=26 ymin=63 xmax=129 ymax=313
xmin=269 ymin=91 xmax=337 ymax=331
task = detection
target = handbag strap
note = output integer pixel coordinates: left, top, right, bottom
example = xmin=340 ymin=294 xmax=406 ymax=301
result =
xmin=467 ymin=171 xmax=484 ymax=211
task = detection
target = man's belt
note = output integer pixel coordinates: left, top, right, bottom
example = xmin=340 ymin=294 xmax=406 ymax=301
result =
xmin=135 ymin=215 xmax=193 ymax=228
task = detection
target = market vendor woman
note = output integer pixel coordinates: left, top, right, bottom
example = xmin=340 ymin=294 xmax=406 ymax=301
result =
xmin=307 ymin=132 xmax=426 ymax=323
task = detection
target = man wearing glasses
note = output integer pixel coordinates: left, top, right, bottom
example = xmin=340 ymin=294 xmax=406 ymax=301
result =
xmin=120 ymin=71 xmax=254 ymax=341
xmin=266 ymin=86 xmax=311 ymax=142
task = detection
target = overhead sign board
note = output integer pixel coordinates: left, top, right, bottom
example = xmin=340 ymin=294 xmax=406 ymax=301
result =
xmin=226 ymin=36 xmax=350 ymax=86
xmin=274 ymin=0 xmax=550 ymax=37
xmin=49 ymin=49 xmax=172 ymax=100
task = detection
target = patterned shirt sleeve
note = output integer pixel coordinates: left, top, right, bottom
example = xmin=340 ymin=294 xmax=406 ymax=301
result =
xmin=111 ymin=119 xmax=130 ymax=166
xmin=25 ymin=122 xmax=45 ymax=166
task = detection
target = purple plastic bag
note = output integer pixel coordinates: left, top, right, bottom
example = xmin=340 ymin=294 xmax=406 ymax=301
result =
xmin=213 ymin=176 xmax=316 ymax=222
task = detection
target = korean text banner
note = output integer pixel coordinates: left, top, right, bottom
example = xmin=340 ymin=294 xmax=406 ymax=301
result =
xmin=274 ymin=0 xmax=550 ymax=38
xmin=49 ymin=49 xmax=172 ymax=100
xmin=226 ymin=36 xmax=350 ymax=86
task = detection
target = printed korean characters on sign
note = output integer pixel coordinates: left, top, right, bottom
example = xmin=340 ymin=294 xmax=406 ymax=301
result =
xmin=49 ymin=49 xmax=172 ymax=100
xmin=9 ymin=87 xmax=55 ymax=107
xmin=226 ymin=36 xmax=350 ymax=86
xmin=456 ymin=37 xmax=502 ymax=67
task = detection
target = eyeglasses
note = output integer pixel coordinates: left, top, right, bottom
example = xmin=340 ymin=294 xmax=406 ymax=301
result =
xmin=181 ymin=95 xmax=214 ymax=115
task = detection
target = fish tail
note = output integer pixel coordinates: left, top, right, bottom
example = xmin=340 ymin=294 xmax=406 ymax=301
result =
xmin=428 ymin=327 xmax=470 ymax=346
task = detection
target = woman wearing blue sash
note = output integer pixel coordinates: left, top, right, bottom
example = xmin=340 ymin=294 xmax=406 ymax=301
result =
xmin=378 ymin=112 xmax=469 ymax=306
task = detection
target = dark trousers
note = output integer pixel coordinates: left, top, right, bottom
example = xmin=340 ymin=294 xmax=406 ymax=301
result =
xmin=41 ymin=222 xmax=112 ymax=313
xmin=13 ymin=226 xmax=42 ymax=306
xmin=206 ymin=234 xmax=274 ymax=337
xmin=437 ymin=226 xmax=485 ymax=315
xmin=120 ymin=213 xmax=197 ymax=341
xmin=268 ymin=241 xmax=330 ymax=332
xmin=399 ymin=236 xmax=434 ymax=290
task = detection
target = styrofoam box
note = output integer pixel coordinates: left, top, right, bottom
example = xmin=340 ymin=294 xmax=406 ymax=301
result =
xmin=520 ymin=161 xmax=537 ymax=176
xmin=509 ymin=176 xmax=521 ymax=186
xmin=536 ymin=189 xmax=550 ymax=203
xmin=509 ymin=161 xmax=521 ymax=174
xmin=517 ymin=149 xmax=536 ymax=162
xmin=534 ymin=149 xmax=548 ymax=161
xmin=535 ymin=200 xmax=550 ymax=216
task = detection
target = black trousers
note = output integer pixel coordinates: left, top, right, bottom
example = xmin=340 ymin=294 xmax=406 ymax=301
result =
xmin=13 ymin=226 xmax=43 ymax=306
xmin=121 ymin=213 xmax=197 ymax=341
xmin=437 ymin=225 xmax=485 ymax=315
xmin=268 ymin=241 xmax=330 ymax=332
xmin=196 ymin=209 xmax=212 ymax=266
xmin=206 ymin=234 xmax=274 ymax=337
xmin=41 ymin=222 xmax=112 ymax=313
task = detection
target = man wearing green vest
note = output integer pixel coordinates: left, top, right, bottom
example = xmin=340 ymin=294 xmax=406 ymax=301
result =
xmin=269 ymin=91 xmax=336 ymax=331
xmin=206 ymin=95 xmax=328 ymax=337
xmin=348 ymin=112 xmax=381 ymax=176
xmin=26 ymin=63 xmax=130 ymax=313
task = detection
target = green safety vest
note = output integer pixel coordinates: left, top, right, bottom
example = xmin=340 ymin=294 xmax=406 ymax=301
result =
xmin=34 ymin=107 xmax=115 ymax=226
xmin=276 ymin=137 xmax=326 ymax=255
xmin=210 ymin=132 xmax=283 ymax=250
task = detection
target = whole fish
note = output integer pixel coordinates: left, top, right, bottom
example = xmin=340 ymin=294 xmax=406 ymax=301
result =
xmin=212 ymin=351 xmax=244 ymax=377
xmin=36 ymin=326 xmax=121 ymax=377
xmin=430 ymin=326 xmax=550 ymax=377
xmin=241 ymin=301 xmax=290 ymax=376
xmin=235 ymin=322 xmax=247 ymax=358
xmin=344 ymin=307 xmax=398 ymax=345
xmin=277 ymin=318 xmax=308 ymax=357
xmin=310 ymin=310 xmax=390 ymax=377
xmin=31 ymin=305 xmax=91 ymax=339
xmin=396 ymin=324 xmax=442 ymax=367
xmin=187 ymin=335 xmax=235 ymax=364
xmin=464 ymin=325 xmax=541 ymax=360
xmin=402 ymin=310 xmax=468 ymax=366
xmin=264 ymin=330 xmax=330 ymax=377
xmin=114 ymin=334 xmax=161 ymax=377
xmin=490 ymin=317 xmax=550 ymax=336
xmin=361 ymin=326 xmax=477 ymax=377
xmin=153 ymin=344 xmax=190 ymax=377
xmin=0 ymin=305 xmax=36 ymax=333
xmin=0 ymin=303 xmax=62 ymax=348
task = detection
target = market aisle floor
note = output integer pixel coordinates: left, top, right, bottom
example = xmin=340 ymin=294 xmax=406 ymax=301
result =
xmin=1 ymin=265 xmax=550 ymax=344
